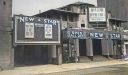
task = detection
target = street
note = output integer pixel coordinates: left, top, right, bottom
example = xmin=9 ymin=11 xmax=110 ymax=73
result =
xmin=86 ymin=64 xmax=128 ymax=75
xmin=44 ymin=64 xmax=128 ymax=75
xmin=0 ymin=60 xmax=128 ymax=75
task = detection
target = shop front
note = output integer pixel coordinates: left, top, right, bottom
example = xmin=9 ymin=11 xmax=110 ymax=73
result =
xmin=62 ymin=28 xmax=123 ymax=63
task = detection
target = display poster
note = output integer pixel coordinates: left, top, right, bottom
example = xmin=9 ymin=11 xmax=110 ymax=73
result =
xmin=25 ymin=22 xmax=34 ymax=38
xmin=45 ymin=24 xmax=52 ymax=39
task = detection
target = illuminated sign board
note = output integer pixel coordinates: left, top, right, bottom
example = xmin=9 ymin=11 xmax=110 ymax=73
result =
xmin=14 ymin=15 xmax=60 ymax=44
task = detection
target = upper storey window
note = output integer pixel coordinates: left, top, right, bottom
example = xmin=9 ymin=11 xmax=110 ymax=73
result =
xmin=80 ymin=6 xmax=86 ymax=15
xmin=67 ymin=6 xmax=71 ymax=11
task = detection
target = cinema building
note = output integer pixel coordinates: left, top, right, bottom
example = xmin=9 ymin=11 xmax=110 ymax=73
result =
xmin=13 ymin=2 xmax=128 ymax=66
xmin=35 ymin=2 xmax=127 ymax=63
xmin=0 ymin=1 xmax=128 ymax=70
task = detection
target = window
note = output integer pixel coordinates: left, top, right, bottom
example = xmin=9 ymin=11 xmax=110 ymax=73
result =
xmin=80 ymin=6 xmax=86 ymax=14
xmin=67 ymin=6 xmax=71 ymax=11
xmin=3 ymin=1 xmax=6 ymax=5
xmin=62 ymin=15 xmax=67 ymax=21
xmin=83 ymin=9 xmax=86 ymax=15
xmin=81 ymin=24 xmax=85 ymax=27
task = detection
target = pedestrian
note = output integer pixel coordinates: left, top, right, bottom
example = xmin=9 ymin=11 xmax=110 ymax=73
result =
xmin=118 ymin=45 xmax=124 ymax=60
xmin=64 ymin=50 xmax=69 ymax=63
xmin=74 ymin=51 xmax=78 ymax=63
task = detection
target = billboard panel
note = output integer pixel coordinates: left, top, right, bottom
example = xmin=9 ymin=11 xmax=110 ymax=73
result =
xmin=14 ymin=15 xmax=60 ymax=44
xmin=89 ymin=7 xmax=106 ymax=22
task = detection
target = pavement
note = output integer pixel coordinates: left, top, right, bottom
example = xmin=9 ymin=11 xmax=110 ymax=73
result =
xmin=0 ymin=59 xmax=128 ymax=75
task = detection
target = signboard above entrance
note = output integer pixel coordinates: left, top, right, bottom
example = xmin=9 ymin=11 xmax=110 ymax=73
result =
xmin=63 ymin=29 xmax=122 ymax=40
xmin=14 ymin=15 xmax=60 ymax=44
xmin=67 ymin=30 xmax=85 ymax=39
xmin=89 ymin=32 xmax=105 ymax=39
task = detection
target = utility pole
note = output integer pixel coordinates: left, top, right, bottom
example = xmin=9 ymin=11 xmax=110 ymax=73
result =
xmin=104 ymin=0 xmax=110 ymax=58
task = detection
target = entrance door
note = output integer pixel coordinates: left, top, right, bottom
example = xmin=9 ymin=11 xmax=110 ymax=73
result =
xmin=79 ymin=39 xmax=86 ymax=56
xmin=93 ymin=39 xmax=102 ymax=55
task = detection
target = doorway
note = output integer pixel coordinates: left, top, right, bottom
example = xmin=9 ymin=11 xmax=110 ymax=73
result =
xmin=14 ymin=45 xmax=48 ymax=66
xmin=93 ymin=39 xmax=102 ymax=55
xmin=79 ymin=39 xmax=86 ymax=56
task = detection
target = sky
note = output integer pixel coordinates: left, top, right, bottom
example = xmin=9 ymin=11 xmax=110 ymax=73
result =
xmin=12 ymin=0 xmax=97 ymax=16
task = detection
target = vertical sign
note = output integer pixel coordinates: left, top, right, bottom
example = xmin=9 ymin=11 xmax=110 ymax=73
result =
xmin=89 ymin=8 xmax=106 ymax=22
xmin=45 ymin=24 xmax=53 ymax=39
xmin=25 ymin=22 xmax=34 ymax=38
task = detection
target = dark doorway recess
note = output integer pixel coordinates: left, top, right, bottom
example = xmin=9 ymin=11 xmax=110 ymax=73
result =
xmin=14 ymin=45 xmax=48 ymax=67
xmin=93 ymin=39 xmax=102 ymax=55
xmin=79 ymin=39 xmax=86 ymax=56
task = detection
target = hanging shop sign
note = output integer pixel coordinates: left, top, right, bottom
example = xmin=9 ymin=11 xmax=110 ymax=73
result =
xmin=89 ymin=7 xmax=106 ymax=22
xmin=14 ymin=15 xmax=60 ymax=44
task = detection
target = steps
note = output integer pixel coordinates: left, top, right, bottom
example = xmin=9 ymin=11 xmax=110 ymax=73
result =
xmin=79 ymin=56 xmax=113 ymax=63
xmin=79 ymin=56 xmax=91 ymax=63
xmin=93 ymin=55 xmax=109 ymax=62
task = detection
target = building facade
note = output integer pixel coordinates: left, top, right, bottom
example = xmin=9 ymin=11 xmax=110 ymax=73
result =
xmin=0 ymin=1 xmax=128 ymax=70
xmin=97 ymin=0 xmax=128 ymax=59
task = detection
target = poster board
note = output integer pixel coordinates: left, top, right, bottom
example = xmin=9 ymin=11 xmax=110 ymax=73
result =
xmin=14 ymin=15 xmax=60 ymax=45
